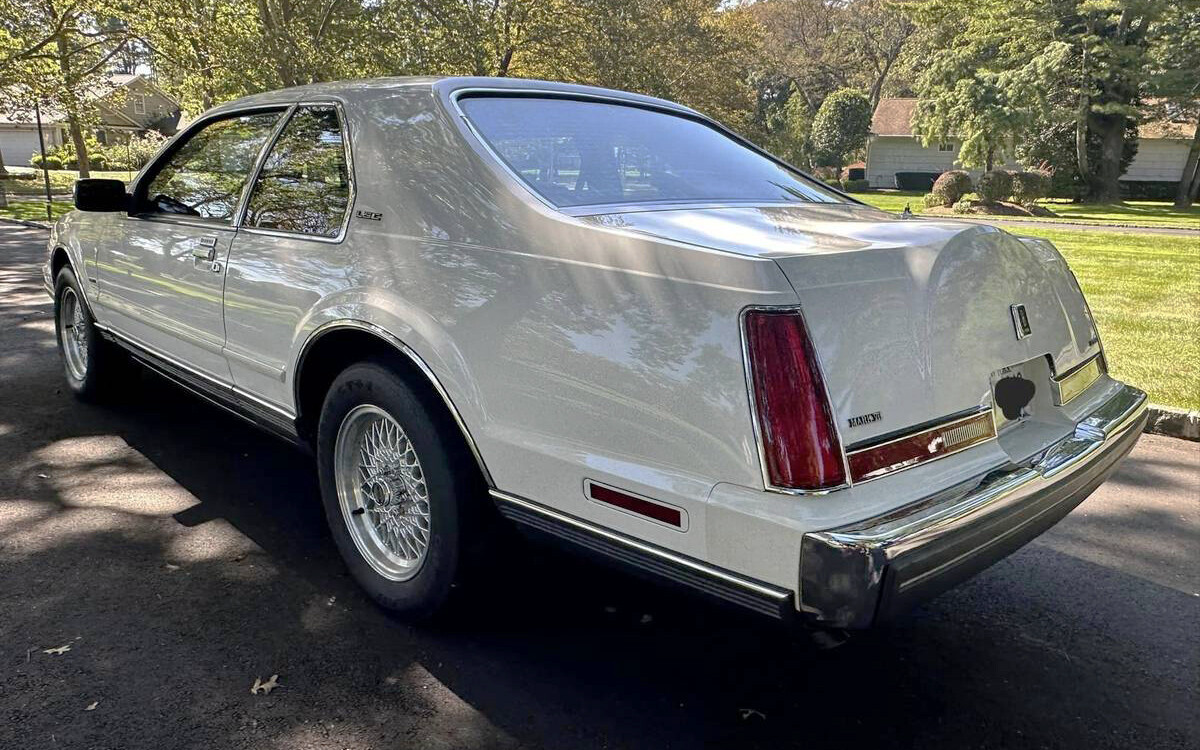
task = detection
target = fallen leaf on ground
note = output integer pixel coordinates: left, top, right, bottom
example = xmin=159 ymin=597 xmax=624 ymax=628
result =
xmin=251 ymin=675 xmax=280 ymax=695
xmin=163 ymin=563 xmax=180 ymax=571
xmin=639 ymin=614 xmax=653 ymax=624
xmin=43 ymin=644 xmax=71 ymax=655
xmin=739 ymin=708 xmax=766 ymax=720
xmin=84 ymin=701 xmax=99 ymax=711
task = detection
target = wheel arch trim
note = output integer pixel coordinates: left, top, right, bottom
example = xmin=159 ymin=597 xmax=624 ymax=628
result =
xmin=294 ymin=319 xmax=495 ymax=488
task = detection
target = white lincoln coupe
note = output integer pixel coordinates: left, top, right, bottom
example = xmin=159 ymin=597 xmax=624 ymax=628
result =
xmin=46 ymin=77 xmax=1146 ymax=628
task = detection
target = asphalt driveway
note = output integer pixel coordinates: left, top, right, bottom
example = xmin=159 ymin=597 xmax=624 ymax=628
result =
xmin=1 ymin=223 xmax=1197 ymax=749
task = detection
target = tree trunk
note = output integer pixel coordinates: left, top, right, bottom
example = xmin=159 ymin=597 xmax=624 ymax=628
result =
xmin=56 ymin=32 xmax=90 ymax=177
xmin=0 ymin=148 xmax=7 ymax=177
xmin=1174 ymin=121 xmax=1200 ymax=209
xmin=67 ymin=118 xmax=91 ymax=178
xmin=985 ymin=146 xmax=994 ymax=172
xmin=0 ymin=150 xmax=7 ymax=208
xmin=1091 ymin=114 xmax=1124 ymax=203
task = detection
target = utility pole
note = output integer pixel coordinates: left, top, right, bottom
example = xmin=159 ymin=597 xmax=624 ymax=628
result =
xmin=34 ymin=101 xmax=54 ymax=222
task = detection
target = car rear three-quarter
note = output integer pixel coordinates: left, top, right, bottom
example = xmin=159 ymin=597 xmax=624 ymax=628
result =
xmin=47 ymin=77 xmax=1147 ymax=628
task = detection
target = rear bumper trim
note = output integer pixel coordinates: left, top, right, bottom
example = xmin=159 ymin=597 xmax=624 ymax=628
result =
xmin=799 ymin=383 xmax=1147 ymax=628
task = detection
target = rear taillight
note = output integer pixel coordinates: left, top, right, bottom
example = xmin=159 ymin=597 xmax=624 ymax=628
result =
xmin=744 ymin=309 xmax=846 ymax=492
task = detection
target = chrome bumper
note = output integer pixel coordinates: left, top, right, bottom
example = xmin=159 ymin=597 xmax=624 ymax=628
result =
xmin=799 ymin=383 xmax=1147 ymax=629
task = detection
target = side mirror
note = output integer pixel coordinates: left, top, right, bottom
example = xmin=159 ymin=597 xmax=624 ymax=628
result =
xmin=74 ymin=178 xmax=129 ymax=212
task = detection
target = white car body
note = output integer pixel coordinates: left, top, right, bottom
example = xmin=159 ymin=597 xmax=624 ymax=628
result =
xmin=46 ymin=77 xmax=1146 ymax=627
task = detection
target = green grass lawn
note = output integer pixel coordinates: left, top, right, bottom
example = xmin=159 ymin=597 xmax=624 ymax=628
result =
xmin=1 ymin=167 xmax=139 ymax=195
xmin=855 ymin=190 xmax=1200 ymax=229
xmin=1013 ymin=227 xmax=1199 ymax=411
xmin=0 ymin=198 xmax=72 ymax=222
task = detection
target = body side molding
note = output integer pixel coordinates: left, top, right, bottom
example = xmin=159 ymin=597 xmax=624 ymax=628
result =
xmin=490 ymin=489 xmax=793 ymax=619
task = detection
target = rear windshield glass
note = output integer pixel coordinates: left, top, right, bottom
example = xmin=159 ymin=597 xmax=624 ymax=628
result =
xmin=459 ymin=96 xmax=842 ymax=209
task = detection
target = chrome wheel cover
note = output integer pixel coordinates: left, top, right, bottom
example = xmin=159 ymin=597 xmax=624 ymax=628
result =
xmin=59 ymin=287 xmax=89 ymax=382
xmin=333 ymin=404 xmax=432 ymax=581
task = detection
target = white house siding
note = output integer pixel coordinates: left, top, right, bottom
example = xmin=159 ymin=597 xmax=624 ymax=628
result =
xmin=865 ymin=136 xmax=1023 ymax=188
xmin=0 ymin=125 xmax=63 ymax=167
xmin=1124 ymin=138 xmax=1192 ymax=182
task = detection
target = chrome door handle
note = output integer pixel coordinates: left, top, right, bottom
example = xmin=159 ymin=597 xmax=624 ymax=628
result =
xmin=192 ymin=236 xmax=218 ymax=262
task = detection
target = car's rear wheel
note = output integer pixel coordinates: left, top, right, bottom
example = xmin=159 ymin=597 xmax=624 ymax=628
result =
xmin=54 ymin=267 xmax=123 ymax=400
xmin=316 ymin=360 xmax=486 ymax=617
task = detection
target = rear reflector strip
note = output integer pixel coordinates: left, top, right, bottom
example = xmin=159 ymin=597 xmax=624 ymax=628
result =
xmin=846 ymin=411 xmax=997 ymax=483
xmin=586 ymin=481 xmax=685 ymax=529
xmin=1054 ymin=355 xmax=1104 ymax=405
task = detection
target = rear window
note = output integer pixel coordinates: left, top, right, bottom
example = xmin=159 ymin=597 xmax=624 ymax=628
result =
xmin=459 ymin=96 xmax=842 ymax=209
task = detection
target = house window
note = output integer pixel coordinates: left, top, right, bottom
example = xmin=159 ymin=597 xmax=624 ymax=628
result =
xmin=938 ymin=142 xmax=954 ymax=152
xmin=132 ymin=95 xmax=145 ymax=115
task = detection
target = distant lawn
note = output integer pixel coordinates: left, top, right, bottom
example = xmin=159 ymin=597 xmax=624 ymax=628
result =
xmin=1012 ymin=227 xmax=1199 ymax=411
xmin=0 ymin=198 xmax=72 ymax=222
xmin=1 ymin=167 xmax=138 ymax=196
xmin=855 ymin=190 xmax=1200 ymax=229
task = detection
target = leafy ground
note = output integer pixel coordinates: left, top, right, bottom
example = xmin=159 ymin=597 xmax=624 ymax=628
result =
xmin=1013 ymin=227 xmax=1199 ymax=411
xmin=856 ymin=190 xmax=1200 ymax=229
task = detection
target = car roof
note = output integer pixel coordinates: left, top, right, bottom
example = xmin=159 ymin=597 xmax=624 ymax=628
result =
xmin=204 ymin=76 xmax=699 ymax=118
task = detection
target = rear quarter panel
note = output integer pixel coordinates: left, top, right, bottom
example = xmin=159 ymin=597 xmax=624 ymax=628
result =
xmin=286 ymin=88 xmax=798 ymax=559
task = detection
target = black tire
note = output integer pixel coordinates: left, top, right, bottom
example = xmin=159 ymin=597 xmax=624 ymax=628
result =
xmin=315 ymin=360 xmax=488 ymax=618
xmin=53 ymin=267 xmax=124 ymax=401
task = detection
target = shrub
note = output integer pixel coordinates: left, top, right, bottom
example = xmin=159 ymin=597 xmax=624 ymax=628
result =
xmin=977 ymin=170 xmax=1013 ymax=203
xmin=952 ymin=198 xmax=974 ymax=214
xmin=927 ymin=170 xmax=973 ymax=207
xmin=30 ymin=153 xmax=63 ymax=170
xmin=895 ymin=171 xmax=942 ymax=191
xmin=811 ymin=165 xmax=840 ymax=183
xmin=842 ymin=178 xmax=870 ymax=192
xmin=1010 ymin=170 xmax=1050 ymax=206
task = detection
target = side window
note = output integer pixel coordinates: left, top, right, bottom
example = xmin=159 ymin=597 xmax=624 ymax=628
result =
xmin=143 ymin=111 xmax=282 ymax=224
xmin=244 ymin=105 xmax=351 ymax=238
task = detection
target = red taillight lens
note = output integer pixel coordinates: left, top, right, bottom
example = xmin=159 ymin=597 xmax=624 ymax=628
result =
xmin=744 ymin=309 xmax=846 ymax=491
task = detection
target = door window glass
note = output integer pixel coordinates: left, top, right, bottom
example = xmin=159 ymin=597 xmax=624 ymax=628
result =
xmin=144 ymin=111 xmax=282 ymax=223
xmin=244 ymin=106 xmax=351 ymax=238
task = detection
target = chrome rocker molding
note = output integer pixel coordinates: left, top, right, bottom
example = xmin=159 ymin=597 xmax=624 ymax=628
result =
xmin=97 ymin=324 xmax=305 ymax=446
xmin=491 ymin=489 xmax=794 ymax=620
xmin=799 ymin=383 xmax=1148 ymax=629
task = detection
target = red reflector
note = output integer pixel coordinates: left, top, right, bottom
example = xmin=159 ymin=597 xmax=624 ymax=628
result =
xmin=847 ymin=411 xmax=996 ymax=483
xmin=744 ymin=309 xmax=846 ymax=491
xmin=588 ymin=482 xmax=683 ymax=527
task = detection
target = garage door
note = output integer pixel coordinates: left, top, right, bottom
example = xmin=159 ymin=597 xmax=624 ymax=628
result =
xmin=0 ymin=130 xmax=44 ymax=167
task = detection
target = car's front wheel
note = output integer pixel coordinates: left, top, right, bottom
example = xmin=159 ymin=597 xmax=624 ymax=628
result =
xmin=54 ymin=267 xmax=123 ymax=400
xmin=316 ymin=360 xmax=487 ymax=617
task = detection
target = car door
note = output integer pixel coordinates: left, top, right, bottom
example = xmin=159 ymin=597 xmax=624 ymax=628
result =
xmin=222 ymin=103 xmax=354 ymax=410
xmin=97 ymin=108 xmax=287 ymax=382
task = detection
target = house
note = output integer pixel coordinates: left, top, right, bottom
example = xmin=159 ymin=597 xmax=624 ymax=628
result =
xmin=865 ymin=97 xmax=1194 ymax=191
xmin=0 ymin=73 xmax=180 ymax=167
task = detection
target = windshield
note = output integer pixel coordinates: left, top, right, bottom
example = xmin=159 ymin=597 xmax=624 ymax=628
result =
xmin=459 ymin=96 xmax=843 ymax=210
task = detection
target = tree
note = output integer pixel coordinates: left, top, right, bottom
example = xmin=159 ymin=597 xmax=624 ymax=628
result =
xmin=904 ymin=0 xmax=1167 ymax=202
xmin=810 ymin=88 xmax=871 ymax=171
xmin=1145 ymin=1 xmax=1200 ymax=208
xmin=0 ymin=0 xmax=131 ymax=177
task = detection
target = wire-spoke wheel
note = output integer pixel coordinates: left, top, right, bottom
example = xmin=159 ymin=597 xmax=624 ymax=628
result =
xmin=316 ymin=360 xmax=491 ymax=617
xmin=334 ymin=404 xmax=432 ymax=581
xmin=58 ymin=286 xmax=90 ymax=382
xmin=54 ymin=266 xmax=124 ymax=400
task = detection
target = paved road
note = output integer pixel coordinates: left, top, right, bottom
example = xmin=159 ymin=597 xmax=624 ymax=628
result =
xmin=1 ymin=224 xmax=1197 ymax=750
